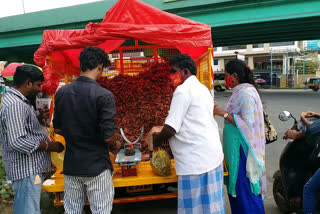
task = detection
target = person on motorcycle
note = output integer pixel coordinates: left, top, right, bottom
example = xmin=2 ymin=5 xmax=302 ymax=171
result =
xmin=284 ymin=111 xmax=320 ymax=140
xmin=284 ymin=111 xmax=320 ymax=214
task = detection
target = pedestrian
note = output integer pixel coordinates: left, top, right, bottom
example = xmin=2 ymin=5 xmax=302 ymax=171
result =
xmin=214 ymin=59 xmax=266 ymax=214
xmin=53 ymin=47 xmax=120 ymax=214
xmin=0 ymin=65 xmax=65 ymax=214
xmin=147 ymin=54 xmax=225 ymax=214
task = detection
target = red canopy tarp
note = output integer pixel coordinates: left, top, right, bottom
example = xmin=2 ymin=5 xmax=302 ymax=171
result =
xmin=34 ymin=0 xmax=212 ymax=95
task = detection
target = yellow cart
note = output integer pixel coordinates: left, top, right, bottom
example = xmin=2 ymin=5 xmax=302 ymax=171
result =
xmin=43 ymin=47 xmax=228 ymax=206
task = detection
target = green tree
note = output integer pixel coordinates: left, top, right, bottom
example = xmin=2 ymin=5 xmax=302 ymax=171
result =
xmin=0 ymin=159 xmax=14 ymax=201
xmin=295 ymin=52 xmax=320 ymax=74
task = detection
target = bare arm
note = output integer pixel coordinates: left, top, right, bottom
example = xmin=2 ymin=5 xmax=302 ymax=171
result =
xmin=284 ymin=130 xmax=305 ymax=140
xmin=301 ymin=112 xmax=313 ymax=126
xmin=38 ymin=141 xmax=65 ymax=153
xmin=214 ymin=101 xmax=236 ymax=126
xmin=311 ymin=112 xmax=320 ymax=118
xmin=153 ymin=124 xmax=176 ymax=147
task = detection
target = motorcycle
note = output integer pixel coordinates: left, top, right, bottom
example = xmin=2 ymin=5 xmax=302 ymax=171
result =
xmin=273 ymin=111 xmax=320 ymax=213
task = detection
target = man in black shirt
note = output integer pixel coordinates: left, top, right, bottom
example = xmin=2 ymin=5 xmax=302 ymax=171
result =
xmin=53 ymin=47 xmax=119 ymax=214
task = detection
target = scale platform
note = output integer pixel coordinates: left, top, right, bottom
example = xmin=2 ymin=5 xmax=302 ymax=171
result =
xmin=115 ymin=149 xmax=142 ymax=167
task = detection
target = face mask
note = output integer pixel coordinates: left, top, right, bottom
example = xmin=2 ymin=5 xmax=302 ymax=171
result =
xmin=224 ymin=77 xmax=233 ymax=88
xmin=170 ymin=69 xmax=189 ymax=89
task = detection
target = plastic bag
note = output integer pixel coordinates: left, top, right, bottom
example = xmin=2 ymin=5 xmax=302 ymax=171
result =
xmin=150 ymin=149 xmax=171 ymax=176
xmin=50 ymin=134 xmax=65 ymax=170
xmin=51 ymin=150 xmax=65 ymax=170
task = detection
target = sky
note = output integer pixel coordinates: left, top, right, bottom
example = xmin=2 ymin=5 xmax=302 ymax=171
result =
xmin=0 ymin=0 xmax=102 ymax=18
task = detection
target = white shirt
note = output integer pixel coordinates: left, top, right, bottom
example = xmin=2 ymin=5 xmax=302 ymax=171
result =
xmin=165 ymin=76 xmax=224 ymax=176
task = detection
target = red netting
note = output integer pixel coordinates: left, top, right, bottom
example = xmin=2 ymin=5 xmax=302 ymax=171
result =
xmin=98 ymin=63 xmax=173 ymax=156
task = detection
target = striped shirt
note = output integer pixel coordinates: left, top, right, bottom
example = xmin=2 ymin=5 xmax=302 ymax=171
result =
xmin=0 ymin=88 xmax=51 ymax=181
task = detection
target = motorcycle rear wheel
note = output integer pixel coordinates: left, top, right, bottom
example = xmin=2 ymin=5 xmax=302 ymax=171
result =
xmin=273 ymin=173 xmax=293 ymax=214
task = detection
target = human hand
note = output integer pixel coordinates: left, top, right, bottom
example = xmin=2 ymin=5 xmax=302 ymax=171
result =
xmin=47 ymin=141 xmax=65 ymax=153
xmin=283 ymin=130 xmax=300 ymax=140
xmin=38 ymin=106 xmax=50 ymax=121
xmin=111 ymin=140 xmax=122 ymax=154
xmin=214 ymin=100 xmax=218 ymax=110
xmin=106 ymin=135 xmax=122 ymax=154
xmin=301 ymin=111 xmax=316 ymax=119
xmin=144 ymin=126 xmax=163 ymax=151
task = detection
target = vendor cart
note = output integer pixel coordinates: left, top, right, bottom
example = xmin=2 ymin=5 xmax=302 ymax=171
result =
xmin=34 ymin=0 xmax=227 ymax=206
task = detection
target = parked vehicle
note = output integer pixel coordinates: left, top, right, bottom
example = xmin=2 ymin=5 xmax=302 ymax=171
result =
xmin=214 ymin=73 xmax=227 ymax=92
xmin=307 ymin=77 xmax=320 ymax=91
xmin=254 ymin=77 xmax=270 ymax=88
xmin=273 ymin=111 xmax=320 ymax=213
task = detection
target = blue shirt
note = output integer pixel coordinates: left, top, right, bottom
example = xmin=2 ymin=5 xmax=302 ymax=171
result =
xmin=0 ymin=88 xmax=51 ymax=181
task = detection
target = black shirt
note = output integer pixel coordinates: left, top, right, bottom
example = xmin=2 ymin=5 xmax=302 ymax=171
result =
xmin=53 ymin=76 xmax=116 ymax=176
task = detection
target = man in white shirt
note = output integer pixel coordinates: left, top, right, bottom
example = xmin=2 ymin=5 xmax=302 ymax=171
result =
xmin=149 ymin=54 xmax=225 ymax=214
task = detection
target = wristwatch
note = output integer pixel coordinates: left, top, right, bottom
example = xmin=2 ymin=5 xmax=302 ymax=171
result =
xmin=223 ymin=112 xmax=229 ymax=119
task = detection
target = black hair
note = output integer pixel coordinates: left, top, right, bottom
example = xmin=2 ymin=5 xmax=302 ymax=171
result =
xmin=13 ymin=65 xmax=44 ymax=87
xmin=225 ymin=59 xmax=259 ymax=92
xmin=79 ymin=46 xmax=111 ymax=72
xmin=169 ymin=54 xmax=197 ymax=75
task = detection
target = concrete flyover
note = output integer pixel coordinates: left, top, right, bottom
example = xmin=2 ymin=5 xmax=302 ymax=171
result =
xmin=1 ymin=0 xmax=320 ymax=59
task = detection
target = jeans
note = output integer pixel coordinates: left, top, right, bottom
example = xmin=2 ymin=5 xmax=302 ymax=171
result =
xmin=303 ymin=168 xmax=320 ymax=214
xmin=306 ymin=120 xmax=320 ymax=137
xmin=12 ymin=174 xmax=43 ymax=214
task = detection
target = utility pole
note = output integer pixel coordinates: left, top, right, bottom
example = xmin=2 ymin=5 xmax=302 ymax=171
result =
xmin=270 ymin=49 xmax=273 ymax=87
xmin=22 ymin=0 xmax=26 ymax=14
xmin=303 ymin=49 xmax=305 ymax=82
xmin=286 ymin=51 xmax=289 ymax=87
